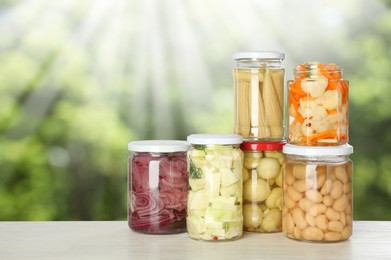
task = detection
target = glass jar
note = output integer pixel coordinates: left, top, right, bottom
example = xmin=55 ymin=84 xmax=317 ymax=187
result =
xmin=127 ymin=140 xmax=190 ymax=234
xmin=288 ymin=62 xmax=349 ymax=146
xmin=186 ymin=134 xmax=243 ymax=241
xmin=282 ymin=144 xmax=353 ymax=242
xmin=233 ymin=51 xmax=286 ymax=141
xmin=240 ymin=141 xmax=286 ymax=233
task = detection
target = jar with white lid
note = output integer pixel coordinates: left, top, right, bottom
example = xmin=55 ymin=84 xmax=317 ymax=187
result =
xmin=128 ymin=140 xmax=190 ymax=234
xmin=287 ymin=62 xmax=349 ymax=146
xmin=282 ymin=144 xmax=353 ymax=242
xmin=186 ymin=134 xmax=243 ymax=241
xmin=240 ymin=141 xmax=286 ymax=233
xmin=233 ymin=51 xmax=286 ymax=140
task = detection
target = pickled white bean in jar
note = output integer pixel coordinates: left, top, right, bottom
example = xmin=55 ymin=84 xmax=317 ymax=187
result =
xmin=282 ymin=144 xmax=353 ymax=242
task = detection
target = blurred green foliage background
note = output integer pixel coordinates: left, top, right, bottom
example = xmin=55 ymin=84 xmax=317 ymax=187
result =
xmin=0 ymin=0 xmax=390 ymax=220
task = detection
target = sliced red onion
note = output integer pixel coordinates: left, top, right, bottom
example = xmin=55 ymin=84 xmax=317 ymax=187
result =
xmin=129 ymin=153 xmax=188 ymax=233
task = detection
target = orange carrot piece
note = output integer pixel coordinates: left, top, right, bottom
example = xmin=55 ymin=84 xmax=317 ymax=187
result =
xmin=289 ymin=95 xmax=304 ymax=124
xmin=328 ymin=64 xmax=341 ymax=80
xmin=329 ymin=64 xmax=337 ymax=71
xmin=296 ymin=112 xmax=304 ymax=124
xmin=318 ymin=64 xmax=334 ymax=81
xmin=290 ymin=87 xmax=307 ymax=97
xmin=289 ymin=96 xmax=304 ymax=123
xmin=300 ymin=96 xmax=317 ymax=102
xmin=303 ymin=129 xmax=338 ymax=142
xmin=327 ymin=81 xmax=338 ymax=91
xmin=290 ymin=81 xmax=307 ymax=97
xmin=295 ymin=65 xmax=308 ymax=79
xmin=328 ymin=109 xmax=338 ymax=115
xmin=341 ymin=80 xmax=349 ymax=104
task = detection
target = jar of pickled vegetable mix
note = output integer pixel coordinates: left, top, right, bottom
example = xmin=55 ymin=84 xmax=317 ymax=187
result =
xmin=282 ymin=144 xmax=353 ymax=242
xmin=128 ymin=140 xmax=190 ymax=234
xmin=240 ymin=141 xmax=286 ymax=233
xmin=288 ymin=62 xmax=349 ymax=146
xmin=233 ymin=51 xmax=286 ymax=141
xmin=186 ymin=134 xmax=243 ymax=241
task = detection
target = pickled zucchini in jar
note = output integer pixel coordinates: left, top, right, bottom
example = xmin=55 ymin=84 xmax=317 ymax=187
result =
xmin=186 ymin=134 xmax=244 ymax=241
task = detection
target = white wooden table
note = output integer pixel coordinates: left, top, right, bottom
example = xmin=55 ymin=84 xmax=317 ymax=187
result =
xmin=0 ymin=221 xmax=390 ymax=259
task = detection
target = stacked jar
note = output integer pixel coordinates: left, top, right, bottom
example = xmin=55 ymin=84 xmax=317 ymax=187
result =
xmin=233 ymin=51 xmax=286 ymax=233
xmin=283 ymin=62 xmax=354 ymax=242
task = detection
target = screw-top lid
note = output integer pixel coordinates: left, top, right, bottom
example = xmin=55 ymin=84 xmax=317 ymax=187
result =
xmin=233 ymin=51 xmax=285 ymax=61
xmin=241 ymin=141 xmax=287 ymax=151
xmin=128 ymin=140 xmax=190 ymax=153
xmin=283 ymin=144 xmax=353 ymax=156
xmin=187 ymin=134 xmax=243 ymax=145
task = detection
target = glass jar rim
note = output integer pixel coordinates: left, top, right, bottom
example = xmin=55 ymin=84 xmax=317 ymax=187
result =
xmin=283 ymin=144 xmax=353 ymax=156
xmin=241 ymin=141 xmax=286 ymax=151
xmin=294 ymin=62 xmax=342 ymax=73
xmin=187 ymin=134 xmax=243 ymax=145
xmin=233 ymin=51 xmax=285 ymax=61
xmin=128 ymin=140 xmax=190 ymax=152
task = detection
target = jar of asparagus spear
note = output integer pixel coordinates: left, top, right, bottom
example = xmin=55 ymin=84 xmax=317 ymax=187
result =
xmin=233 ymin=51 xmax=286 ymax=140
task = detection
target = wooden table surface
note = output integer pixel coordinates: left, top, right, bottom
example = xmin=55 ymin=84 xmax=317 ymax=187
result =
xmin=0 ymin=221 xmax=390 ymax=259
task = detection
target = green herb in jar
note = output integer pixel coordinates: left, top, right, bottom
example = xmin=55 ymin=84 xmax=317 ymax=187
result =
xmin=189 ymin=158 xmax=202 ymax=179
xmin=194 ymin=145 xmax=207 ymax=154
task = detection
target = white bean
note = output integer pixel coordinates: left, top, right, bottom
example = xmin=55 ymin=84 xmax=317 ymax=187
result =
xmin=302 ymin=227 xmax=324 ymax=241
xmin=309 ymin=203 xmax=327 ymax=217
xmin=333 ymin=194 xmax=348 ymax=212
xmin=298 ymin=198 xmax=314 ymax=212
xmin=323 ymin=195 xmax=334 ymax=207
xmin=288 ymin=186 xmax=303 ymax=202
xmin=284 ymin=212 xmax=294 ymax=234
xmin=330 ymin=180 xmax=343 ymax=199
xmin=320 ymin=179 xmax=333 ymax=195
xmin=315 ymin=214 xmax=328 ymax=230
xmin=325 ymin=231 xmax=342 ymax=241
xmin=284 ymin=193 xmax=296 ymax=209
xmin=328 ymin=220 xmax=343 ymax=232
xmin=335 ymin=166 xmax=348 ymax=183
xmin=326 ymin=207 xmax=340 ymax=221
xmin=293 ymin=164 xmax=307 ymax=179
xmin=294 ymin=179 xmax=314 ymax=192
xmin=292 ymin=208 xmax=308 ymax=230
xmin=305 ymin=190 xmax=323 ymax=203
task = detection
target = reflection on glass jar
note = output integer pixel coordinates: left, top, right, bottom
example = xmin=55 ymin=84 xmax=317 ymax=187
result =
xmin=128 ymin=140 xmax=190 ymax=234
xmin=282 ymin=144 xmax=353 ymax=242
xmin=233 ymin=51 xmax=286 ymax=141
xmin=288 ymin=62 xmax=349 ymax=146
xmin=186 ymin=134 xmax=243 ymax=241
xmin=241 ymin=141 xmax=286 ymax=233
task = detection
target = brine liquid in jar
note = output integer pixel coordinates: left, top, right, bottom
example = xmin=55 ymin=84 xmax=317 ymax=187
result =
xmin=233 ymin=51 xmax=286 ymax=141
xmin=128 ymin=140 xmax=190 ymax=234
xmin=241 ymin=141 xmax=286 ymax=233
xmin=282 ymin=144 xmax=353 ymax=242
xmin=288 ymin=62 xmax=349 ymax=146
xmin=186 ymin=134 xmax=244 ymax=241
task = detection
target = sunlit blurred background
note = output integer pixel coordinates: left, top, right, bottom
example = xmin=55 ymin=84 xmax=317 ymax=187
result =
xmin=0 ymin=0 xmax=390 ymax=220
